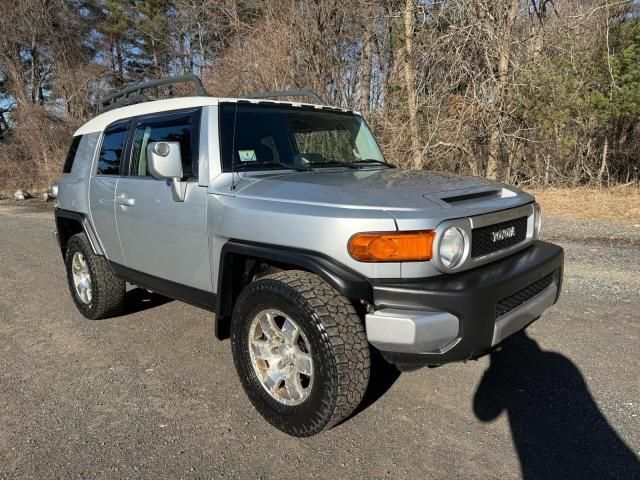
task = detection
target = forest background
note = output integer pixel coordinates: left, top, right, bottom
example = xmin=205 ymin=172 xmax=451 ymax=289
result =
xmin=1 ymin=0 xmax=639 ymax=193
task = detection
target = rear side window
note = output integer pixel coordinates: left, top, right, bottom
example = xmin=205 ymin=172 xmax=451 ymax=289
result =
xmin=62 ymin=136 xmax=82 ymax=173
xmin=128 ymin=110 xmax=200 ymax=178
xmin=97 ymin=121 xmax=129 ymax=175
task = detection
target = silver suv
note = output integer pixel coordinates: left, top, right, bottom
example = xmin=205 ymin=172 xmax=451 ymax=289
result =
xmin=54 ymin=76 xmax=564 ymax=437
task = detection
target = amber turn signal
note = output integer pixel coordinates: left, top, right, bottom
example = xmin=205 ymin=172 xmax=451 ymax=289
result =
xmin=348 ymin=231 xmax=435 ymax=262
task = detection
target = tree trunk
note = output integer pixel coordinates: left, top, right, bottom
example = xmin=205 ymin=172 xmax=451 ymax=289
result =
xmin=0 ymin=110 xmax=8 ymax=138
xmin=42 ymin=146 xmax=50 ymax=184
xmin=152 ymin=38 xmax=159 ymax=75
xmin=531 ymin=0 xmax=550 ymax=62
xmin=544 ymin=154 xmax=551 ymax=186
xmin=485 ymin=0 xmax=519 ymax=180
xmin=598 ymin=137 xmax=609 ymax=186
xmin=30 ymin=32 xmax=40 ymax=104
xmin=403 ymin=0 xmax=421 ymax=169
xmin=486 ymin=127 xmax=501 ymax=180
xmin=359 ymin=32 xmax=372 ymax=114
xmin=116 ymin=42 xmax=123 ymax=76
xmin=532 ymin=25 xmax=544 ymax=61
xmin=506 ymin=144 xmax=514 ymax=182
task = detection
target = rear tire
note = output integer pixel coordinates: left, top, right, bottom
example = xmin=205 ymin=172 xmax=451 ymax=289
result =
xmin=65 ymin=233 xmax=125 ymax=320
xmin=231 ymin=270 xmax=370 ymax=437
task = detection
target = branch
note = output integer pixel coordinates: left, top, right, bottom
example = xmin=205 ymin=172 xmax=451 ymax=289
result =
xmin=568 ymin=0 xmax=632 ymax=19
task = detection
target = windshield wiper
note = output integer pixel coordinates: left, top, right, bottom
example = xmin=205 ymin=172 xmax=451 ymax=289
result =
xmin=352 ymin=159 xmax=397 ymax=168
xmin=308 ymin=160 xmax=361 ymax=169
xmin=233 ymin=161 xmax=309 ymax=172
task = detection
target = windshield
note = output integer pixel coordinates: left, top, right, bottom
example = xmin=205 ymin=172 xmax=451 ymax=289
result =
xmin=219 ymin=103 xmax=385 ymax=171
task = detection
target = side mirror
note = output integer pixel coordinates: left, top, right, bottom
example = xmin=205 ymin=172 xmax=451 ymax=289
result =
xmin=147 ymin=141 xmax=186 ymax=202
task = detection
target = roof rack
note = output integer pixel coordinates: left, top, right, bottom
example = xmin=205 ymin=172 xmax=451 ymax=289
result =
xmin=242 ymin=90 xmax=327 ymax=106
xmin=99 ymin=75 xmax=209 ymax=113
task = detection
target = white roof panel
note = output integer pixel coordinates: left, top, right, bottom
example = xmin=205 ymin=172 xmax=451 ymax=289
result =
xmin=74 ymin=96 xmax=357 ymax=136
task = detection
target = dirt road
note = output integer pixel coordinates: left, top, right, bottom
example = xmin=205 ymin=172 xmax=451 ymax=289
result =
xmin=1 ymin=203 xmax=638 ymax=479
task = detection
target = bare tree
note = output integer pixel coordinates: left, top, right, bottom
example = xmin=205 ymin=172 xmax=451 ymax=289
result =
xmin=2 ymin=0 xmax=640 ymax=194
xmin=403 ymin=0 xmax=422 ymax=169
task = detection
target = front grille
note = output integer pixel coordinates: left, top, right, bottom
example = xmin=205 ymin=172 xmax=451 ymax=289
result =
xmin=471 ymin=216 xmax=527 ymax=258
xmin=495 ymin=273 xmax=555 ymax=319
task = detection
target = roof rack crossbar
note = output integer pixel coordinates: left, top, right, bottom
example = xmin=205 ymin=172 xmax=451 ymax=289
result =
xmin=242 ymin=90 xmax=327 ymax=106
xmin=99 ymin=74 xmax=209 ymax=113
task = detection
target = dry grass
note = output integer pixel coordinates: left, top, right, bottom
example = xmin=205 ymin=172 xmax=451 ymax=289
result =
xmin=2 ymin=178 xmax=639 ymax=223
xmin=529 ymin=186 xmax=640 ymax=223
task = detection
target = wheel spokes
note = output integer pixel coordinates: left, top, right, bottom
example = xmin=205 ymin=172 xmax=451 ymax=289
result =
xmin=263 ymin=367 xmax=285 ymax=394
xmin=72 ymin=255 xmax=82 ymax=275
xmin=294 ymin=352 xmax=313 ymax=376
xmin=281 ymin=318 xmax=299 ymax=345
xmin=284 ymin=372 xmax=305 ymax=402
xmin=251 ymin=339 xmax=271 ymax=360
xmin=71 ymin=252 xmax=92 ymax=305
xmin=248 ymin=309 xmax=314 ymax=406
xmin=258 ymin=312 xmax=279 ymax=340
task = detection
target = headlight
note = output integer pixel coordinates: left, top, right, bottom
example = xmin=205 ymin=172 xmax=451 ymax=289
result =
xmin=439 ymin=227 xmax=465 ymax=268
xmin=534 ymin=203 xmax=542 ymax=238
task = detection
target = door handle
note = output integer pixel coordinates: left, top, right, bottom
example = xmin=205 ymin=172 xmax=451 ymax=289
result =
xmin=116 ymin=195 xmax=135 ymax=207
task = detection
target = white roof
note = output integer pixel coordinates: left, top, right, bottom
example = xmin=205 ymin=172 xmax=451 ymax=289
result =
xmin=74 ymin=96 xmax=357 ymax=135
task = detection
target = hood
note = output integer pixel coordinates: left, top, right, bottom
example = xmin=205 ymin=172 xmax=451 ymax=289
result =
xmin=234 ymin=168 xmax=532 ymax=214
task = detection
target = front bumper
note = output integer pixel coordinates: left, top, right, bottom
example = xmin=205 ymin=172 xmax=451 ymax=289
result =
xmin=366 ymin=240 xmax=563 ymax=368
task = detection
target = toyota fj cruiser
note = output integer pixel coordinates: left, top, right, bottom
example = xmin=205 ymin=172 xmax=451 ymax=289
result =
xmin=54 ymin=75 xmax=564 ymax=437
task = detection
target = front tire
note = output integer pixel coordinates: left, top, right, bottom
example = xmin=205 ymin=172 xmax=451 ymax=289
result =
xmin=231 ymin=270 xmax=370 ymax=436
xmin=65 ymin=233 xmax=126 ymax=320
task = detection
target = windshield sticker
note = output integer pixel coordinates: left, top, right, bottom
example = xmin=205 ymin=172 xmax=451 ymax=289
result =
xmin=238 ymin=149 xmax=257 ymax=162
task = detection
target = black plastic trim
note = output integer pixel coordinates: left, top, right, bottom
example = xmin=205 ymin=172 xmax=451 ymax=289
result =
xmin=99 ymin=75 xmax=209 ymax=113
xmin=54 ymin=208 xmax=98 ymax=257
xmin=441 ymin=189 xmax=501 ymax=204
xmin=214 ymin=240 xmax=373 ymax=339
xmin=108 ymin=262 xmax=216 ymax=311
xmin=54 ymin=207 xmax=86 ymax=225
xmin=62 ymin=136 xmax=82 ymax=173
xmin=242 ymin=89 xmax=327 ymax=105
xmin=373 ymin=240 xmax=564 ymax=368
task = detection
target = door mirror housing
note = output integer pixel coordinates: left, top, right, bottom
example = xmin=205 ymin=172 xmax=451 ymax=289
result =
xmin=147 ymin=142 xmax=186 ymax=202
xmin=147 ymin=141 xmax=182 ymax=179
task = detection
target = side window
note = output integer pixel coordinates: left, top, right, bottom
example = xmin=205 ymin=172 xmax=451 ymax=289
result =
xmin=219 ymin=103 xmax=292 ymax=171
xmin=97 ymin=121 xmax=129 ymax=175
xmin=128 ymin=110 xmax=199 ymax=178
xmin=62 ymin=136 xmax=82 ymax=173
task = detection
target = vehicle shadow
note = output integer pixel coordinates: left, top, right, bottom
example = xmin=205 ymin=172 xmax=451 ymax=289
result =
xmin=351 ymin=349 xmax=402 ymax=417
xmin=473 ymin=331 xmax=640 ymax=479
xmin=122 ymin=287 xmax=173 ymax=315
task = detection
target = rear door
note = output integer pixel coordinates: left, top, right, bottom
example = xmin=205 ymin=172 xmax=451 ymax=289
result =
xmin=88 ymin=120 xmax=129 ymax=264
xmin=114 ymin=109 xmax=212 ymax=293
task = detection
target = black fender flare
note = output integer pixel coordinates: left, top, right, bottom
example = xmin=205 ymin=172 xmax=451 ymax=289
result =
xmin=214 ymin=240 xmax=372 ymax=339
xmin=54 ymin=208 xmax=104 ymax=257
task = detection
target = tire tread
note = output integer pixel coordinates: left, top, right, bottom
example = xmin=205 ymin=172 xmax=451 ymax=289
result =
xmin=234 ymin=270 xmax=369 ymax=434
xmin=66 ymin=233 xmax=125 ymax=319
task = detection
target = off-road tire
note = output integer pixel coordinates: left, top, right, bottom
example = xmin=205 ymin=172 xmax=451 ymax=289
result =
xmin=231 ymin=270 xmax=370 ymax=437
xmin=65 ymin=233 xmax=125 ymax=320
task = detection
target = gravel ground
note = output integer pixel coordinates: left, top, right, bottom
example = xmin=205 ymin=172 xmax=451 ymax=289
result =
xmin=0 ymin=203 xmax=639 ymax=479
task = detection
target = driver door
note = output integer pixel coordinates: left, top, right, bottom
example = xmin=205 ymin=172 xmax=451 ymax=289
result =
xmin=114 ymin=109 xmax=212 ymax=294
